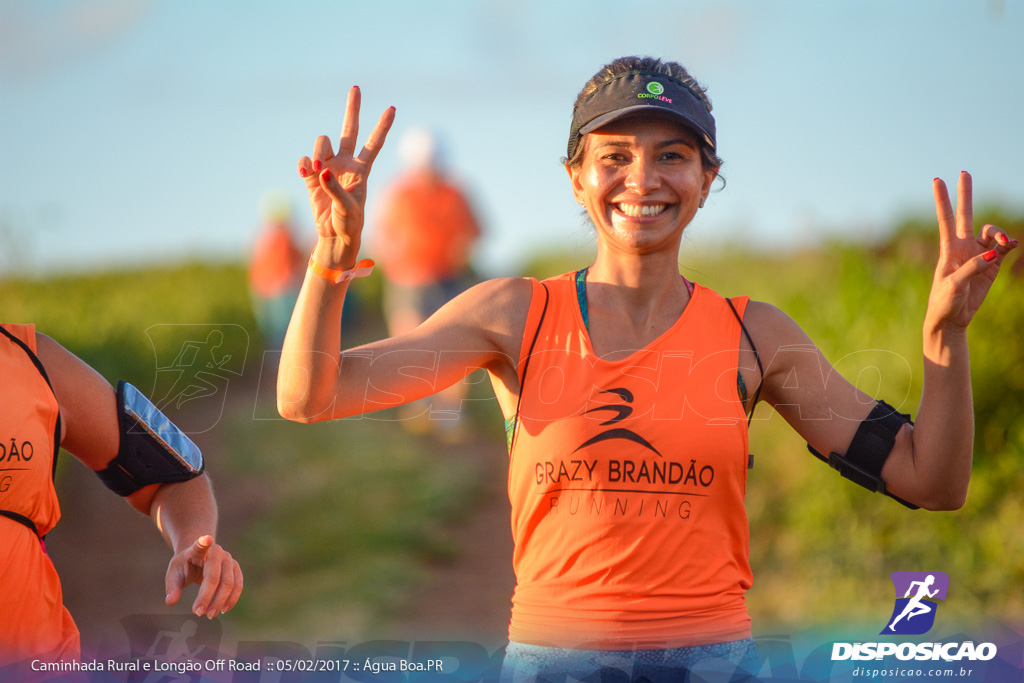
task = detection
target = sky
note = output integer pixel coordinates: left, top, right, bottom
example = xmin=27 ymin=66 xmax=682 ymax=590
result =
xmin=1 ymin=0 xmax=1022 ymax=278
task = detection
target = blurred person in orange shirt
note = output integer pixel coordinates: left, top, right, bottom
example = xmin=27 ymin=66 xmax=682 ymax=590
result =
xmin=249 ymin=191 xmax=307 ymax=349
xmin=373 ymin=128 xmax=482 ymax=440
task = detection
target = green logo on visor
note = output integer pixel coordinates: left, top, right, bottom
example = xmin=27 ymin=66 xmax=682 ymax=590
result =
xmin=647 ymin=81 xmax=665 ymax=95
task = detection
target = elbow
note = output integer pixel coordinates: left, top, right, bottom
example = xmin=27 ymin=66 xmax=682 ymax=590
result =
xmin=277 ymin=388 xmax=360 ymax=423
xmin=276 ymin=396 xmax=321 ymax=424
xmin=919 ymin=492 xmax=967 ymax=512
xmin=276 ymin=388 xmax=325 ymax=424
xmin=912 ymin=486 xmax=968 ymax=512
xmin=276 ymin=373 xmax=330 ymax=423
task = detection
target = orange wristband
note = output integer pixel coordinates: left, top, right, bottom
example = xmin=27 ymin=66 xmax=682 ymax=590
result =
xmin=308 ymin=254 xmax=375 ymax=284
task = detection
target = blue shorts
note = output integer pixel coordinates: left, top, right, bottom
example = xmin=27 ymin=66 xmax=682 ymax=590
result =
xmin=500 ymin=638 xmax=759 ymax=683
xmin=383 ymin=274 xmax=475 ymax=322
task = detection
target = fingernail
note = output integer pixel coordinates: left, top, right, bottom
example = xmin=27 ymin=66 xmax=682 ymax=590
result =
xmin=313 ymin=159 xmax=322 ymax=172
xmin=1011 ymin=239 xmax=1019 ymax=247
xmin=984 ymin=249 xmax=997 ymax=262
xmin=299 ymin=167 xmax=308 ymax=177
xmin=321 ymin=169 xmax=332 ymax=182
xmin=207 ymin=610 xmax=219 ymax=619
xmin=195 ymin=606 xmax=205 ymax=617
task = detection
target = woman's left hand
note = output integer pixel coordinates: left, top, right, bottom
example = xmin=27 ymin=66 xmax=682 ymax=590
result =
xmin=925 ymin=171 xmax=1017 ymax=333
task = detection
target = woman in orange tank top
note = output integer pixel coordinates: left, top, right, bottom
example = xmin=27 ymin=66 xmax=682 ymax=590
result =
xmin=0 ymin=325 xmax=244 ymax=672
xmin=278 ymin=56 xmax=1016 ymax=681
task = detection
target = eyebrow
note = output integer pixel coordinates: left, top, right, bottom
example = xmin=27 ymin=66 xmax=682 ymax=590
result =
xmin=657 ymin=138 xmax=697 ymax=149
xmin=592 ymin=138 xmax=697 ymax=151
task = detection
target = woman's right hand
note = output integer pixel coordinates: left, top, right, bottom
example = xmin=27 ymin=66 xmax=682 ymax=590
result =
xmin=298 ymin=86 xmax=395 ymax=270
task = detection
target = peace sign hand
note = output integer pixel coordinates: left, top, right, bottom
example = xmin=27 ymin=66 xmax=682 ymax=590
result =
xmin=925 ymin=171 xmax=1017 ymax=333
xmin=298 ymin=86 xmax=395 ymax=270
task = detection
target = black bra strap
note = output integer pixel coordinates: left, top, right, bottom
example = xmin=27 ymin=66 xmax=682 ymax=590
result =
xmin=0 ymin=326 xmax=62 ymax=541
xmin=726 ymin=298 xmax=764 ymax=426
xmin=0 ymin=510 xmax=41 ymax=538
xmin=509 ymin=283 xmax=550 ymax=456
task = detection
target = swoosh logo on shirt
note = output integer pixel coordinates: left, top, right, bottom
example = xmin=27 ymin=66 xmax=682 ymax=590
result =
xmin=573 ymin=388 xmax=661 ymax=457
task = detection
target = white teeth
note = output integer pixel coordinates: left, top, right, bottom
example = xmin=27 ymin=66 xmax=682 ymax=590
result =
xmin=617 ymin=203 xmax=666 ymax=217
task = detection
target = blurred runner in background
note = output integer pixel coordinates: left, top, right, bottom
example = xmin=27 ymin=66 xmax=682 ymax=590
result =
xmin=249 ymin=191 xmax=306 ymax=349
xmin=373 ymin=128 xmax=482 ymax=441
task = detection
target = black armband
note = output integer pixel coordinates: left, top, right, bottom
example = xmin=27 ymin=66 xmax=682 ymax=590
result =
xmin=807 ymin=400 xmax=918 ymax=509
xmin=95 ymin=381 xmax=205 ymax=497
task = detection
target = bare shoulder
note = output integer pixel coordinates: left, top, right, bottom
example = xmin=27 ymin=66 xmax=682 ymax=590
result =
xmin=35 ymin=332 xmax=111 ymax=394
xmin=34 ymin=332 xmax=119 ymax=466
xmin=459 ymin=276 xmax=534 ymax=316
xmin=437 ymin=277 xmax=535 ymax=342
xmin=741 ymin=300 xmax=824 ymax=393
xmin=392 ymin=276 xmax=537 ymax=368
xmin=743 ymin=300 xmax=816 ymax=350
xmin=34 ymin=332 xmax=80 ymax=387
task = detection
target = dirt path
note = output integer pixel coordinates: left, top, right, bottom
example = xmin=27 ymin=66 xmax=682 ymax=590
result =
xmin=46 ymin=388 xmax=260 ymax=657
xmin=47 ymin=379 xmax=515 ymax=657
xmin=387 ymin=433 xmax=516 ymax=650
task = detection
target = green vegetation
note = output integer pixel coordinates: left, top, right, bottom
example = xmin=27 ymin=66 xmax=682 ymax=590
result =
xmin=219 ymin=412 xmax=485 ymax=641
xmin=1 ymin=263 xmax=256 ymax=385
xmin=5 ymin=208 xmax=1021 ymax=639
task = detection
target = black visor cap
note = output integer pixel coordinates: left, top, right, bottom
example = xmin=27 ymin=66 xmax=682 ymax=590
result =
xmin=567 ymin=71 xmax=716 ymax=160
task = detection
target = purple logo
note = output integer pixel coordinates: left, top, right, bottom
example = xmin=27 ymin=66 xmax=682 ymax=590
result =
xmin=880 ymin=571 xmax=949 ymax=635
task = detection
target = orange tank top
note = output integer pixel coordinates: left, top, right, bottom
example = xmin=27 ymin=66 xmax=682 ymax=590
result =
xmin=374 ymin=174 xmax=480 ymax=286
xmin=0 ymin=324 xmax=80 ymax=664
xmin=505 ymin=273 xmax=753 ymax=650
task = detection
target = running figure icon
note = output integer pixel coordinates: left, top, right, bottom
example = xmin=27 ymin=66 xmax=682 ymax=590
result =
xmin=881 ymin=571 xmax=950 ymax=635
xmin=888 ymin=574 xmax=939 ymax=631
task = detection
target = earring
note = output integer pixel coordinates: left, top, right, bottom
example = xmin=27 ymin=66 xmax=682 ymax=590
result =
xmin=699 ymin=197 xmax=706 ymax=208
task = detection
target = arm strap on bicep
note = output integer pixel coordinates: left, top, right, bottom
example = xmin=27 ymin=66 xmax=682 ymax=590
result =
xmin=95 ymin=381 xmax=204 ymax=497
xmin=807 ymin=399 xmax=919 ymax=509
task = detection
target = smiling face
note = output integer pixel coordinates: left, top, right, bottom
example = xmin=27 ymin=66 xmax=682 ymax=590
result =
xmin=567 ymin=114 xmax=718 ymax=256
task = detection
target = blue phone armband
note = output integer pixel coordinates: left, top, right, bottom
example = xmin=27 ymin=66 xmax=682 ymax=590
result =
xmin=95 ymin=381 xmax=204 ymax=496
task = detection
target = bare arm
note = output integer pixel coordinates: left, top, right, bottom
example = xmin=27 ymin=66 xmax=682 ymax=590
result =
xmin=747 ymin=174 xmax=1015 ymax=511
xmin=280 ymin=274 xmax=531 ymax=422
xmin=278 ymin=87 xmax=527 ymax=422
xmin=35 ymin=333 xmax=242 ymax=617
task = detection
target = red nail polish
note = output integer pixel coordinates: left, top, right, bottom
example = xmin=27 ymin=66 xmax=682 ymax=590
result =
xmin=996 ymin=233 xmax=1007 ymax=244
xmin=313 ymin=160 xmax=322 ymax=172
xmin=321 ymin=169 xmax=332 ymax=182
xmin=299 ymin=167 xmax=308 ymax=177
xmin=984 ymin=250 xmax=997 ymax=262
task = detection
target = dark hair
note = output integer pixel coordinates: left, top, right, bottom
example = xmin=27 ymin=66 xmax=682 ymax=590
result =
xmin=564 ymin=56 xmax=725 ymax=176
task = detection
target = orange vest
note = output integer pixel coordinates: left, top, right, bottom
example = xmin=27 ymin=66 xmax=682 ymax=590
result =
xmin=505 ymin=274 xmax=753 ymax=649
xmin=373 ymin=173 xmax=480 ymax=286
xmin=0 ymin=324 xmax=80 ymax=664
xmin=248 ymin=222 xmax=305 ymax=298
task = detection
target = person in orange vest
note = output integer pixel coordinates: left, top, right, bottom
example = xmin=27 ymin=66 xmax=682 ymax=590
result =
xmin=0 ymin=324 xmax=242 ymax=668
xmin=278 ymin=57 xmax=1016 ymax=681
xmin=372 ymin=128 xmax=481 ymax=439
xmin=249 ymin=191 xmax=307 ymax=348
